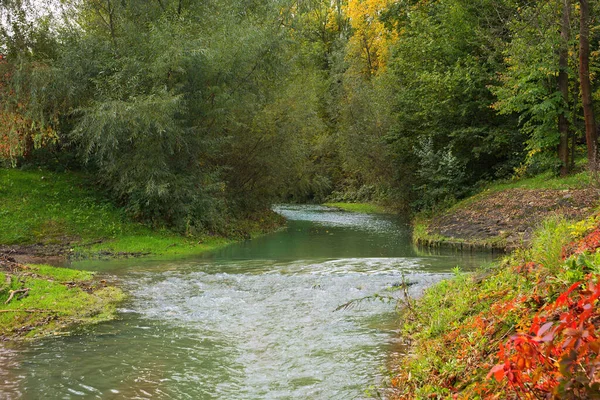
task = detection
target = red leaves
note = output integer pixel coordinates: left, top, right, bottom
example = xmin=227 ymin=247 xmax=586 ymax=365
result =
xmin=533 ymin=321 xmax=555 ymax=343
xmin=513 ymin=261 xmax=539 ymax=273
xmin=555 ymin=281 xmax=582 ymax=308
xmin=488 ymin=364 xmax=505 ymax=381
xmin=564 ymin=228 xmax=600 ymax=258
xmin=487 ymin=274 xmax=600 ymax=398
xmin=394 ymin=219 xmax=600 ymax=399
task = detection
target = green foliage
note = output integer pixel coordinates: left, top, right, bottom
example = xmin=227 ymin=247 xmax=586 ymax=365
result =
xmin=2 ymin=0 xmax=318 ymax=232
xmin=2 ymin=0 xmax=600 ymax=228
xmin=373 ymin=0 xmax=525 ymax=209
xmin=0 ymin=168 xmax=278 ymax=258
xmin=0 ymin=263 xmax=125 ymax=339
xmin=72 ymin=91 xmax=224 ymax=232
xmin=323 ymin=202 xmax=388 ymax=214
xmin=490 ymin=0 xmax=579 ymax=176
xmin=528 ymin=216 xmax=573 ymax=274
xmin=412 ymin=137 xmax=467 ymax=210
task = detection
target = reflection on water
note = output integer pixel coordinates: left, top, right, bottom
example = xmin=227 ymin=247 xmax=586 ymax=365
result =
xmin=0 ymin=205 xmax=493 ymax=399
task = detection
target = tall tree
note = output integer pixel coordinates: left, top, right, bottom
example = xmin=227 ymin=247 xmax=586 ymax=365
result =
xmin=558 ymin=0 xmax=571 ymax=176
xmin=579 ymin=0 xmax=597 ymax=169
xmin=492 ymin=0 xmax=578 ymax=176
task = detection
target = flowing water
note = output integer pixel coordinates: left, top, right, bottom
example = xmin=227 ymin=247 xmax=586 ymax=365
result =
xmin=0 ymin=205 xmax=493 ymax=399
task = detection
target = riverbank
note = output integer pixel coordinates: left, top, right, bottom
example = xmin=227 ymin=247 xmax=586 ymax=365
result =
xmin=323 ymin=202 xmax=390 ymax=214
xmin=0 ymin=255 xmax=125 ymax=341
xmin=0 ymin=169 xmax=284 ymax=262
xmin=389 ymin=214 xmax=600 ymax=398
xmin=413 ymin=171 xmax=597 ymax=251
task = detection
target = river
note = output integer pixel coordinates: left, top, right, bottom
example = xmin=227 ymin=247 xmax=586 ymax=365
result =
xmin=0 ymin=205 xmax=492 ymax=399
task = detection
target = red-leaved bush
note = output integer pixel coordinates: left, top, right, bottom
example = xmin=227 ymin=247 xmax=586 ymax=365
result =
xmin=489 ymin=276 xmax=600 ymax=398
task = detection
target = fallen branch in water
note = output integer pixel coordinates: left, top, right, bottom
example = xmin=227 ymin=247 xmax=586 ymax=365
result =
xmin=5 ymin=288 xmax=30 ymax=305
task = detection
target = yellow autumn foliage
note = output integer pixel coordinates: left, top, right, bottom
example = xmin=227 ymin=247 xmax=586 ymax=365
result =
xmin=344 ymin=0 xmax=398 ymax=75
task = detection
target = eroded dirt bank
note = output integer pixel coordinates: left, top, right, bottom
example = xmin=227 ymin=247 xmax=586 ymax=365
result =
xmin=418 ymin=187 xmax=599 ymax=251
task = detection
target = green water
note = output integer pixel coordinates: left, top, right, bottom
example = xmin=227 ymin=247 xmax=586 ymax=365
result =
xmin=0 ymin=205 xmax=492 ymax=399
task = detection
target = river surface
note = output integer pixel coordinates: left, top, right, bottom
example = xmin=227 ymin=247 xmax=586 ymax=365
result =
xmin=0 ymin=205 xmax=492 ymax=399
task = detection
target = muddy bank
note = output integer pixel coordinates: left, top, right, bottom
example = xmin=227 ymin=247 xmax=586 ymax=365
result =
xmin=0 ymin=243 xmax=72 ymax=265
xmin=416 ymin=187 xmax=599 ymax=251
xmin=0 ymin=241 xmax=157 ymax=265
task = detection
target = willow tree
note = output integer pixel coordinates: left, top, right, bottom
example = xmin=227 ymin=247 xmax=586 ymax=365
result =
xmin=1 ymin=0 xmax=327 ymax=232
xmin=0 ymin=0 xmax=63 ymax=164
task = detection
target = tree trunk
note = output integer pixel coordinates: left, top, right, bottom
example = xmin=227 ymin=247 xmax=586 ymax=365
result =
xmin=579 ymin=0 xmax=597 ymax=169
xmin=558 ymin=0 xmax=570 ymax=176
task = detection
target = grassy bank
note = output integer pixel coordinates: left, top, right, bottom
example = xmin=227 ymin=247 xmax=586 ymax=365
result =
xmin=323 ymin=202 xmax=389 ymax=214
xmin=413 ymin=171 xmax=597 ymax=251
xmin=390 ymin=215 xmax=600 ymax=398
xmin=0 ymin=257 xmax=125 ymax=340
xmin=0 ymin=169 xmax=283 ymax=259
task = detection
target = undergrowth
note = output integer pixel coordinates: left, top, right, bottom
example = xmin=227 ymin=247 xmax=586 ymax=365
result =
xmin=391 ymin=214 xmax=600 ymax=398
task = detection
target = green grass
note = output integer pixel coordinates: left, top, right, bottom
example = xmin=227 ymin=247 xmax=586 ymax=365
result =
xmin=412 ymin=219 xmax=445 ymax=244
xmin=0 ymin=168 xmax=279 ymax=258
xmin=0 ymin=263 xmax=125 ymax=339
xmin=28 ymin=263 xmax=94 ymax=282
xmin=527 ymin=216 xmax=572 ymax=273
xmin=485 ymin=170 xmax=591 ymax=191
xmin=80 ymin=234 xmax=233 ymax=258
xmin=323 ymin=202 xmax=389 ymax=214
xmin=0 ymin=168 xmax=149 ymax=244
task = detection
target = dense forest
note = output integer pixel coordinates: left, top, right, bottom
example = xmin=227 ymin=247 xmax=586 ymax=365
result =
xmin=2 ymin=0 xmax=600 ymax=234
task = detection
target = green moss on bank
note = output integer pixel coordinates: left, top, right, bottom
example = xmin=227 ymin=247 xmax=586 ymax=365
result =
xmin=78 ymin=234 xmax=233 ymax=258
xmin=323 ymin=202 xmax=389 ymax=214
xmin=0 ymin=262 xmax=125 ymax=340
xmin=0 ymin=169 xmax=283 ymax=258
